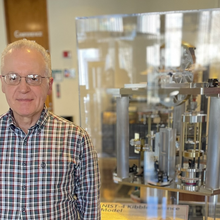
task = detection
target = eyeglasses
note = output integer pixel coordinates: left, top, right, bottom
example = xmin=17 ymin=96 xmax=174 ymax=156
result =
xmin=1 ymin=73 xmax=50 ymax=86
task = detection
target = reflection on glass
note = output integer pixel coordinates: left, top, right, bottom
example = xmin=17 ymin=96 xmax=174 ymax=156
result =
xmin=78 ymin=49 xmax=99 ymax=89
xmin=146 ymin=45 xmax=160 ymax=67
xmin=196 ymin=11 xmax=210 ymax=66
xmin=147 ymin=197 xmax=158 ymax=217
xmin=137 ymin=14 xmax=160 ymax=35
xmin=165 ymin=13 xmax=183 ymax=68
xmin=76 ymin=9 xmax=220 ymax=219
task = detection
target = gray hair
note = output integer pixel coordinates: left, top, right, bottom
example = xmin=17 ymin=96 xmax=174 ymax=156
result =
xmin=1 ymin=39 xmax=52 ymax=77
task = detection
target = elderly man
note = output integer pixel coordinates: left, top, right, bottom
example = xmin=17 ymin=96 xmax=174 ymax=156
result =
xmin=0 ymin=39 xmax=101 ymax=219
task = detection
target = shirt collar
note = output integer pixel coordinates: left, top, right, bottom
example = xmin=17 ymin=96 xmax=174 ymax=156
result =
xmin=35 ymin=106 xmax=49 ymax=129
xmin=8 ymin=108 xmax=16 ymax=127
xmin=8 ymin=106 xmax=49 ymax=131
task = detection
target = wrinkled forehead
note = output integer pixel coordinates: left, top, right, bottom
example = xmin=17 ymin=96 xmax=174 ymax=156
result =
xmin=1 ymin=45 xmax=51 ymax=77
xmin=2 ymin=48 xmax=47 ymax=75
xmin=2 ymin=47 xmax=42 ymax=65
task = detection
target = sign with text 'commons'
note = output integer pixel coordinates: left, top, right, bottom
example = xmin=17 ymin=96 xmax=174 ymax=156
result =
xmin=14 ymin=30 xmax=43 ymax=38
xmin=4 ymin=0 xmax=49 ymax=51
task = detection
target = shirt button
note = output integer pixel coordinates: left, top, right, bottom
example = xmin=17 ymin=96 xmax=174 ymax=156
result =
xmin=22 ymin=208 xmax=26 ymax=213
xmin=22 ymin=185 xmax=26 ymax=190
xmin=41 ymin=162 xmax=46 ymax=168
xmin=22 ymin=162 xmax=27 ymax=166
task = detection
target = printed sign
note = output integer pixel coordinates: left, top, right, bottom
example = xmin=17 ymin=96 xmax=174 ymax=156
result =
xmin=101 ymin=203 xmax=189 ymax=220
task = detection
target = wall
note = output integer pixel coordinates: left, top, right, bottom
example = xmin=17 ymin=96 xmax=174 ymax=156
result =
xmin=0 ymin=0 xmax=9 ymax=114
xmin=0 ymin=0 xmax=220 ymax=120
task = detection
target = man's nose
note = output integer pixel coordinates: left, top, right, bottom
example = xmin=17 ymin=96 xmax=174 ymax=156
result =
xmin=18 ymin=77 xmax=30 ymax=92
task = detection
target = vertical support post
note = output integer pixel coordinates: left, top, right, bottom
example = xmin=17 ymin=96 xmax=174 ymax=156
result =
xmin=206 ymin=97 xmax=220 ymax=189
xmin=205 ymin=97 xmax=220 ymax=219
xmin=116 ymin=96 xmax=129 ymax=179
xmin=175 ymin=103 xmax=185 ymax=169
xmin=180 ymin=117 xmax=185 ymax=168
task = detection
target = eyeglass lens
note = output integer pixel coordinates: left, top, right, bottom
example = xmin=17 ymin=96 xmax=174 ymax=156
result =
xmin=3 ymin=73 xmax=45 ymax=85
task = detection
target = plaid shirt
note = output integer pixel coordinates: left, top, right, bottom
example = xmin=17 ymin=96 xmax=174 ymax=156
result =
xmin=0 ymin=107 xmax=101 ymax=219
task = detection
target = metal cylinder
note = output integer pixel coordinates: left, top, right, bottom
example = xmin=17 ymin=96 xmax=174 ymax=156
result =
xmin=206 ymin=97 xmax=220 ymax=189
xmin=116 ymin=96 xmax=129 ymax=179
xmin=173 ymin=103 xmax=185 ymax=135
xmin=143 ymin=151 xmax=155 ymax=183
xmin=159 ymin=128 xmax=176 ymax=178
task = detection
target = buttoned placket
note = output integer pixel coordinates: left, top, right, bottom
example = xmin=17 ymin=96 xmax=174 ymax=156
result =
xmin=20 ymin=131 xmax=31 ymax=219
xmin=10 ymin=127 xmax=25 ymax=220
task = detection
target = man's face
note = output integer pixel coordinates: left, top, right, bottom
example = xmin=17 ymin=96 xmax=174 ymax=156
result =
xmin=1 ymin=47 xmax=53 ymax=121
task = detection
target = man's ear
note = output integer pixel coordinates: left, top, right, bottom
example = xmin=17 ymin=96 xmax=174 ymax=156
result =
xmin=47 ymin=77 xmax=53 ymax=95
xmin=0 ymin=76 xmax=5 ymax=94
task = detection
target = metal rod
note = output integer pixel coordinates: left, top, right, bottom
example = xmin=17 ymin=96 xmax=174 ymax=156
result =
xmin=148 ymin=116 xmax=151 ymax=150
xmin=180 ymin=119 xmax=185 ymax=167
xmin=198 ymin=122 xmax=202 ymax=169
xmin=194 ymin=123 xmax=197 ymax=150
xmin=198 ymin=122 xmax=202 ymax=152
xmin=116 ymin=96 xmax=129 ymax=179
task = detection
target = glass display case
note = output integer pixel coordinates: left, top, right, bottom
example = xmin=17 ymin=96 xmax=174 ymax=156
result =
xmin=76 ymin=9 xmax=220 ymax=219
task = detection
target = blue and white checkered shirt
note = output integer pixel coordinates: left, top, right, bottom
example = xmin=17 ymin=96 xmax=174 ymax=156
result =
xmin=0 ymin=107 xmax=101 ymax=219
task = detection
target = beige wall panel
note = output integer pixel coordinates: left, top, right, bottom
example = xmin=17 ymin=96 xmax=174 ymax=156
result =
xmin=0 ymin=0 xmax=8 ymax=114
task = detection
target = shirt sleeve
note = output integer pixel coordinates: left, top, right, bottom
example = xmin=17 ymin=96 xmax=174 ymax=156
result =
xmin=74 ymin=130 xmax=101 ymax=219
